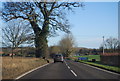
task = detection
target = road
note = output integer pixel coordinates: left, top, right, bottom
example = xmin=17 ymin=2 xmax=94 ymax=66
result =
xmin=19 ymin=60 xmax=120 ymax=79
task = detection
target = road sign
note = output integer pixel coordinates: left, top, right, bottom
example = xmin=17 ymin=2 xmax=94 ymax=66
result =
xmin=78 ymin=57 xmax=88 ymax=61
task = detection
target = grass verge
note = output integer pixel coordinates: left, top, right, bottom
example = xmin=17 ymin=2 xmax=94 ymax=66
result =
xmin=79 ymin=61 xmax=120 ymax=73
xmin=2 ymin=57 xmax=49 ymax=79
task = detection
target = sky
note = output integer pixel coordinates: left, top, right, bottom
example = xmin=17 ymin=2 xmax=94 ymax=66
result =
xmin=0 ymin=2 xmax=118 ymax=48
xmin=48 ymin=2 xmax=118 ymax=48
xmin=0 ymin=3 xmax=2 ymax=48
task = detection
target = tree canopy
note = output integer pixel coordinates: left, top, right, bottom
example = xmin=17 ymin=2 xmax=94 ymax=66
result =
xmin=2 ymin=20 xmax=34 ymax=48
xmin=59 ymin=34 xmax=75 ymax=57
xmin=2 ymin=2 xmax=83 ymax=57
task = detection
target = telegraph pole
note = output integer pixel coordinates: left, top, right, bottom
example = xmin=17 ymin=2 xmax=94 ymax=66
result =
xmin=103 ymin=36 xmax=104 ymax=55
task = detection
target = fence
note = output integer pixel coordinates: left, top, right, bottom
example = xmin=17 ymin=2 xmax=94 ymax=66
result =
xmin=100 ymin=53 xmax=120 ymax=67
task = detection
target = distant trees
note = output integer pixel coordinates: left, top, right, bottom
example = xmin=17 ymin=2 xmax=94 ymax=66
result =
xmin=77 ymin=48 xmax=99 ymax=56
xmin=100 ymin=37 xmax=119 ymax=53
xmin=2 ymin=2 xmax=83 ymax=58
xmin=78 ymin=48 xmax=89 ymax=55
xmin=58 ymin=34 xmax=75 ymax=57
xmin=2 ymin=20 xmax=34 ymax=58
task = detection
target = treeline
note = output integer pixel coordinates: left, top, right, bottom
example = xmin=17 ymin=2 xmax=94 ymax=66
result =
xmin=75 ymin=48 xmax=101 ymax=56
xmin=2 ymin=36 xmax=119 ymax=58
xmin=49 ymin=46 xmax=101 ymax=57
xmin=2 ymin=47 xmax=36 ymax=57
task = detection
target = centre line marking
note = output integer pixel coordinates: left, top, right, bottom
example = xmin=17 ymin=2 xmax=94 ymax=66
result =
xmin=70 ymin=70 xmax=77 ymax=77
xmin=64 ymin=60 xmax=68 ymax=66
xmin=68 ymin=66 xmax=70 ymax=69
xmin=65 ymin=60 xmax=77 ymax=77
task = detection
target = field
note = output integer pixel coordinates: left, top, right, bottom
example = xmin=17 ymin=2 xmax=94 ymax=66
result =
xmin=2 ymin=57 xmax=48 ymax=79
xmin=74 ymin=55 xmax=100 ymax=61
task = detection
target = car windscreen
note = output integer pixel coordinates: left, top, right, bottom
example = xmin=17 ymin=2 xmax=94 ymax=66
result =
xmin=55 ymin=55 xmax=62 ymax=57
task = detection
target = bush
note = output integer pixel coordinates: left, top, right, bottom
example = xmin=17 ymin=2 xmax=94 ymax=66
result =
xmin=92 ymin=59 xmax=96 ymax=62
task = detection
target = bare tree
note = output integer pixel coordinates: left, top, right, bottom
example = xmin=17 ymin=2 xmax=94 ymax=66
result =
xmin=105 ymin=37 xmax=118 ymax=51
xmin=1 ymin=2 xmax=83 ymax=58
xmin=100 ymin=37 xmax=119 ymax=53
xmin=59 ymin=34 xmax=75 ymax=57
xmin=2 ymin=20 xmax=34 ymax=58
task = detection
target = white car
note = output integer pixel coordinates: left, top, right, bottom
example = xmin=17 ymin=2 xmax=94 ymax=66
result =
xmin=54 ymin=54 xmax=64 ymax=63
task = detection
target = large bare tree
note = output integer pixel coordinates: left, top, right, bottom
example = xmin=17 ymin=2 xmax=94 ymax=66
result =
xmin=2 ymin=20 xmax=34 ymax=57
xmin=1 ymin=1 xmax=83 ymax=58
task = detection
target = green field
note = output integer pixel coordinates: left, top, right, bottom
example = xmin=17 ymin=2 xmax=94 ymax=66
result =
xmin=74 ymin=55 xmax=100 ymax=61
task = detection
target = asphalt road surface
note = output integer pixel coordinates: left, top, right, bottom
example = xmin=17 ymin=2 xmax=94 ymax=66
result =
xmin=20 ymin=60 xmax=120 ymax=79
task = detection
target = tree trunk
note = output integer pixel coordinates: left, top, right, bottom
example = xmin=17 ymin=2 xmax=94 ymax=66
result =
xmin=30 ymin=19 xmax=49 ymax=58
xmin=11 ymin=47 xmax=14 ymax=59
xmin=35 ymin=35 xmax=49 ymax=58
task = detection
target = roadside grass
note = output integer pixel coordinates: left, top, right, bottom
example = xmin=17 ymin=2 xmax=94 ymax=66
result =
xmin=73 ymin=55 xmax=120 ymax=73
xmin=2 ymin=57 xmax=48 ymax=79
xmin=74 ymin=55 xmax=100 ymax=61
xmin=79 ymin=61 xmax=120 ymax=73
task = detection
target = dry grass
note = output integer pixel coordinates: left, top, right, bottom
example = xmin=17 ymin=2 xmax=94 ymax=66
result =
xmin=2 ymin=57 xmax=48 ymax=79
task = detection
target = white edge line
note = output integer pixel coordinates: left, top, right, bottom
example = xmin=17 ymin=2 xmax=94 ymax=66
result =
xmin=82 ymin=63 xmax=120 ymax=76
xmin=70 ymin=70 xmax=77 ymax=77
xmin=15 ymin=63 xmax=50 ymax=80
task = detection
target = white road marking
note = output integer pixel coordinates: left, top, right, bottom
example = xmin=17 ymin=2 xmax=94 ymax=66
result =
xmin=82 ymin=63 xmax=120 ymax=76
xmin=64 ymin=60 xmax=77 ymax=77
xmin=64 ymin=60 xmax=68 ymax=66
xmin=68 ymin=66 xmax=70 ymax=69
xmin=64 ymin=60 xmax=66 ymax=63
xmin=70 ymin=70 xmax=77 ymax=77
xmin=15 ymin=63 xmax=50 ymax=80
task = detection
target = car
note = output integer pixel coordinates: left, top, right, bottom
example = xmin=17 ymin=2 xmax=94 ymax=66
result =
xmin=54 ymin=54 xmax=64 ymax=63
